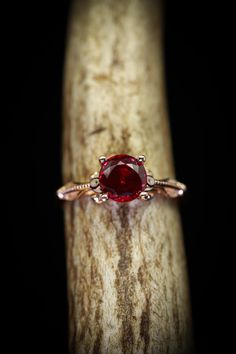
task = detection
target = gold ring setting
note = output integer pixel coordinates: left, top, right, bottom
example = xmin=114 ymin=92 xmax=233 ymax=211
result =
xmin=57 ymin=154 xmax=186 ymax=204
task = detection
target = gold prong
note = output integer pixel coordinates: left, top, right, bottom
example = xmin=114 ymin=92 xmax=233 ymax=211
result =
xmin=138 ymin=155 xmax=146 ymax=163
xmin=99 ymin=156 xmax=107 ymax=165
xmin=139 ymin=191 xmax=152 ymax=201
xmin=101 ymin=193 xmax=109 ymax=202
xmin=92 ymin=193 xmax=108 ymax=204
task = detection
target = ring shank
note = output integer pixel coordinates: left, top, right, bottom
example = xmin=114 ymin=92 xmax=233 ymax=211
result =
xmin=57 ymin=178 xmax=186 ymax=201
xmin=57 ymin=182 xmax=94 ymax=201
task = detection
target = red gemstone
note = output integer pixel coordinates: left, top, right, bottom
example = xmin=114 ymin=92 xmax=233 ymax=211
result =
xmin=99 ymin=154 xmax=147 ymax=202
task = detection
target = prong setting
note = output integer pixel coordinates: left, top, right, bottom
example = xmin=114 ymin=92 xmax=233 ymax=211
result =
xmin=139 ymin=191 xmax=152 ymax=201
xmin=99 ymin=156 xmax=107 ymax=165
xmin=138 ymin=155 xmax=146 ymax=163
xmin=92 ymin=193 xmax=109 ymax=204
xmin=57 ymin=154 xmax=186 ymax=204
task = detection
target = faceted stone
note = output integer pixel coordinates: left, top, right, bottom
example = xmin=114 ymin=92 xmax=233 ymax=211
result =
xmin=99 ymin=154 xmax=147 ymax=202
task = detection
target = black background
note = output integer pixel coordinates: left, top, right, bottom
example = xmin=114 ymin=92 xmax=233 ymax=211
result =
xmin=6 ymin=1 xmax=233 ymax=353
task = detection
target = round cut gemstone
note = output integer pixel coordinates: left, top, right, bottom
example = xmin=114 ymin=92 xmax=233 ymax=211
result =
xmin=99 ymin=154 xmax=147 ymax=202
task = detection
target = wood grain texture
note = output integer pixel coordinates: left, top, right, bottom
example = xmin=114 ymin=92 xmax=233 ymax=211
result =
xmin=62 ymin=0 xmax=193 ymax=353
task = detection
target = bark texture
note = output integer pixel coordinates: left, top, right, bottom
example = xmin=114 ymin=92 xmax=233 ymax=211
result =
xmin=63 ymin=0 xmax=193 ymax=353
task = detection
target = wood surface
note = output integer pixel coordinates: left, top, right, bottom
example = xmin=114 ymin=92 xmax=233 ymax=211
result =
xmin=62 ymin=0 xmax=193 ymax=353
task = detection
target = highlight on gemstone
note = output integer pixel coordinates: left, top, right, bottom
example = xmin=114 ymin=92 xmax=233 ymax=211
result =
xmin=99 ymin=154 xmax=147 ymax=202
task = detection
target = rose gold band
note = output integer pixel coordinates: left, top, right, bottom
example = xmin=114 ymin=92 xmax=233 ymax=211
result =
xmin=57 ymin=178 xmax=186 ymax=202
xmin=57 ymin=154 xmax=186 ymax=204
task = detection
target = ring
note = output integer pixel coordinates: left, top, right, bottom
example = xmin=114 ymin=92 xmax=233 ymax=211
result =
xmin=57 ymin=154 xmax=186 ymax=204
